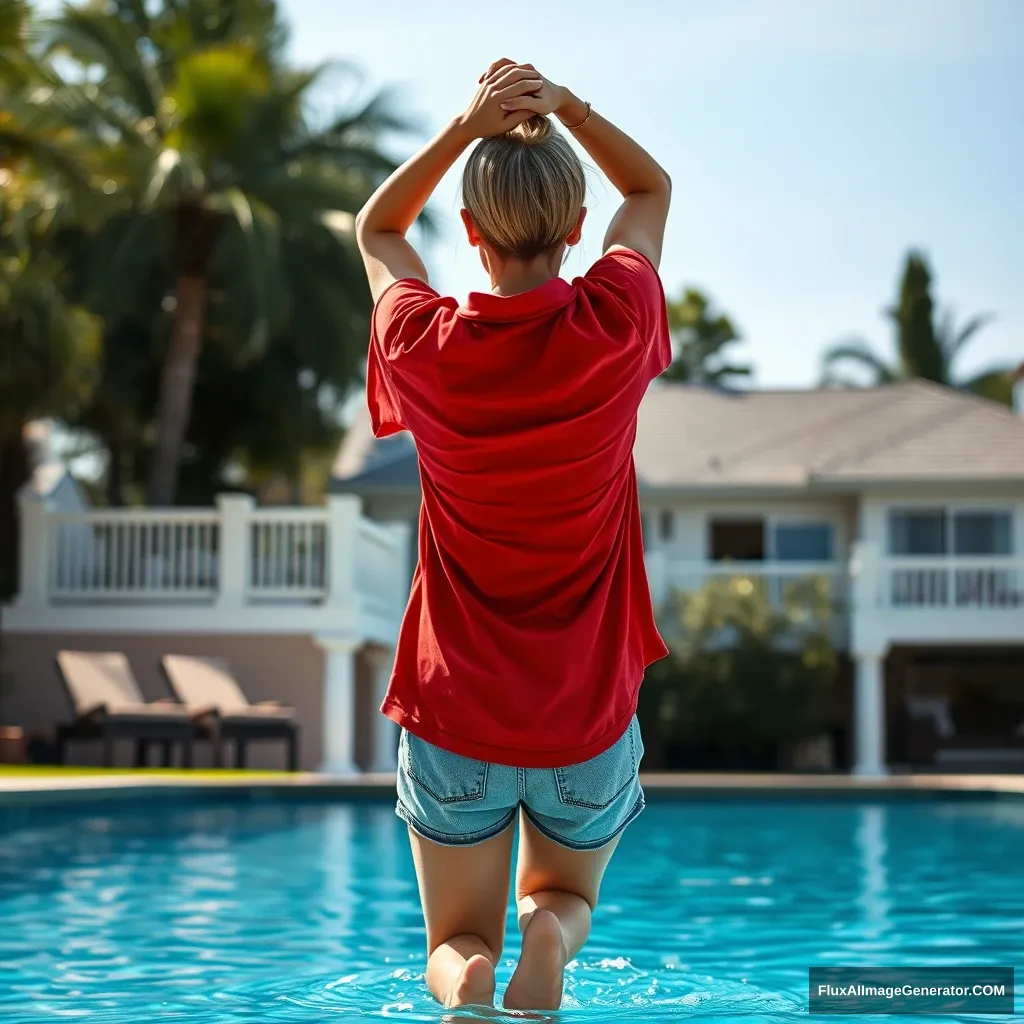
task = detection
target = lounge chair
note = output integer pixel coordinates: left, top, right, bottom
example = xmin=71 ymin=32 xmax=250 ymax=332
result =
xmin=160 ymin=655 xmax=300 ymax=771
xmin=55 ymin=651 xmax=196 ymax=767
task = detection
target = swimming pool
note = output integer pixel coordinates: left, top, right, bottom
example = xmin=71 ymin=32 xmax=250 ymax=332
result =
xmin=1 ymin=795 xmax=1021 ymax=1022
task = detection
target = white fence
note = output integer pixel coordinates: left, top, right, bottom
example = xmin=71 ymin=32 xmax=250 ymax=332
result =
xmin=883 ymin=556 xmax=1024 ymax=610
xmin=15 ymin=493 xmax=405 ymax=614
xmin=48 ymin=509 xmax=221 ymax=600
xmin=249 ymin=508 xmax=329 ymax=601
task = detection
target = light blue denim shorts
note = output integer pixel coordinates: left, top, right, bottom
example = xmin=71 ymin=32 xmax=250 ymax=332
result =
xmin=395 ymin=716 xmax=645 ymax=851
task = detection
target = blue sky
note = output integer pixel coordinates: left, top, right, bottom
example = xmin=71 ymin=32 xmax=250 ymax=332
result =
xmin=280 ymin=0 xmax=1022 ymax=388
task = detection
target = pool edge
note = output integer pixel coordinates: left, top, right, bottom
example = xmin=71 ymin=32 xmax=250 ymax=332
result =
xmin=2 ymin=771 xmax=1023 ymax=811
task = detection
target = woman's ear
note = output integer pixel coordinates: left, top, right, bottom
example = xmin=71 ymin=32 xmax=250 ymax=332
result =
xmin=460 ymin=208 xmax=481 ymax=247
xmin=565 ymin=206 xmax=587 ymax=246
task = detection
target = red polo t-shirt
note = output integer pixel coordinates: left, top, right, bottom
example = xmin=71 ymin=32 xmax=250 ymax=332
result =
xmin=366 ymin=246 xmax=671 ymax=768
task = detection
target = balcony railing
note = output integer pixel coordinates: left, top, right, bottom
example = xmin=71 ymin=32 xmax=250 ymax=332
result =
xmin=14 ymin=493 xmax=406 ymax=614
xmin=882 ymin=556 xmax=1024 ymax=610
xmin=248 ymin=508 xmax=329 ymax=601
xmin=47 ymin=508 xmax=221 ymax=600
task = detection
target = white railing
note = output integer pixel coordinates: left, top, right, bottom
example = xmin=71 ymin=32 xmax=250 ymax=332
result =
xmin=248 ymin=508 xmax=329 ymax=600
xmin=47 ymin=509 xmax=220 ymax=600
xmin=15 ymin=494 xmax=406 ymax=623
xmin=882 ymin=556 xmax=1024 ymax=609
xmin=355 ymin=519 xmax=407 ymax=609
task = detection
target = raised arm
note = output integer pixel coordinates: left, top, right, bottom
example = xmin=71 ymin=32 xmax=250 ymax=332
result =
xmin=491 ymin=63 xmax=672 ymax=268
xmin=355 ymin=66 xmax=548 ymax=302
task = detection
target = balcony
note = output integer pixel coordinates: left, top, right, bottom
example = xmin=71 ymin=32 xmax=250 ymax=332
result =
xmin=6 ymin=492 xmax=410 ymax=647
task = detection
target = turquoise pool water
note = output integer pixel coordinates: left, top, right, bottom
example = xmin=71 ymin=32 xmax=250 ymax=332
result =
xmin=0 ymin=796 xmax=1021 ymax=1022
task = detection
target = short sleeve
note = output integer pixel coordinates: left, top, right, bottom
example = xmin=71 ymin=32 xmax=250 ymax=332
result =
xmin=366 ymin=277 xmax=445 ymax=438
xmin=584 ymin=248 xmax=672 ymax=381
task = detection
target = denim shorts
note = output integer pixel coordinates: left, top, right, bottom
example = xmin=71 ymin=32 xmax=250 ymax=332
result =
xmin=395 ymin=716 xmax=645 ymax=851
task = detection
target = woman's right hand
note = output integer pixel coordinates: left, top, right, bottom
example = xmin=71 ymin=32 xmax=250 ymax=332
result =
xmin=459 ymin=60 xmax=573 ymax=138
xmin=458 ymin=60 xmax=550 ymax=139
xmin=478 ymin=60 xmax=567 ymax=119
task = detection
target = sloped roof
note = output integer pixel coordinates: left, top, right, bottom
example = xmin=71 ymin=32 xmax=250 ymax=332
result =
xmin=332 ymin=381 xmax=1024 ymax=494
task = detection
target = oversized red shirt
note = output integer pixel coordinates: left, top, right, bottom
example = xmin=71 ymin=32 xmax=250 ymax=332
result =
xmin=367 ymin=247 xmax=671 ymax=768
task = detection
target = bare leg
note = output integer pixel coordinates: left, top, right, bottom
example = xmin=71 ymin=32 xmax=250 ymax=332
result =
xmin=408 ymin=824 xmax=514 ymax=1008
xmin=504 ymin=810 xmax=621 ymax=1011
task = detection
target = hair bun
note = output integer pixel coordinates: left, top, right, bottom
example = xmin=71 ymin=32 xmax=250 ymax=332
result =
xmin=508 ymin=114 xmax=554 ymax=144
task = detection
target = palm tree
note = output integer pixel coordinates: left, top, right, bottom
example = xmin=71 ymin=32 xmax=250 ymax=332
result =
xmin=48 ymin=0 xmax=410 ymax=504
xmin=821 ymin=250 xmax=1014 ymax=405
xmin=0 ymin=0 xmax=101 ymax=596
xmin=662 ymin=287 xmax=752 ymax=386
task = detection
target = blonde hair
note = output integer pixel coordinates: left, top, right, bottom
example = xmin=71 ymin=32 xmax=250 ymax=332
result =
xmin=462 ymin=115 xmax=586 ymax=262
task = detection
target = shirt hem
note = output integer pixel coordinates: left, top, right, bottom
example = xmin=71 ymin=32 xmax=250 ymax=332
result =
xmin=380 ymin=696 xmax=641 ymax=769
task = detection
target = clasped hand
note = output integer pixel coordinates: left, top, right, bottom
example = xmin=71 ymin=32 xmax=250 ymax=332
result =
xmin=457 ymin=59 xmax=566 ymax=140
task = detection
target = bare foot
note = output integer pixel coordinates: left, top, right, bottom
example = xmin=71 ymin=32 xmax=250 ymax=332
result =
xmin=503 ymin=909 xmax=567 ymax=1011
xmin=445 ymin=953 xmax=496 ymax=1009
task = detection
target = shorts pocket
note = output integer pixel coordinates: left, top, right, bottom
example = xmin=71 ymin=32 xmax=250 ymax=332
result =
xmin=554 ymin=717 xmax=643 ymax=811
xmin=402 ymin=731 xmax=489 ymax=804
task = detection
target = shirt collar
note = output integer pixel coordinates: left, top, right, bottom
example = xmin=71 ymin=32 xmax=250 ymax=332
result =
xmin=457 ymin=276 xmax=574 ymax=322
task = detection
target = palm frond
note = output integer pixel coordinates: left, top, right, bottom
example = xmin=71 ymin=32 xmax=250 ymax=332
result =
xmin=0 ymin=119 xmax=86 ymax=187
xmin=206 ymin=185 xmax=284 ymax=356
xmin=707 ymin=364 xmax=753 ymax=383
xmin=317 ymin=85 xmax=418 ymax=139
xmin=45 ymin=6 xmax=159 ymax=120
xmin=941 ymin=310 xmax=996 ymax=362
xmin=961 ymin=367 xmax=1015 ymax=407
xmin=820 ymin=339 xmax=898 ymax=385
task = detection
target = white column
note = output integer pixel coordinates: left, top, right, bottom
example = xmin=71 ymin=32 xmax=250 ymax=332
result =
xmin=850 ymin=536 xmax=887 ymax=776
xmin=366 ymin=646 xmax=398 ymax=772
xmin=317 ymin=636 xmax=360 ymax=774
xmin=853 ymin=651 xmax=887 ymax=776
xmin=325 ymin=494 xmax=361 ymax=608
xmin=215 ymin=493 xmax=254 ymax=608
xmin=13 ymin=491 xmax=51 ymax=610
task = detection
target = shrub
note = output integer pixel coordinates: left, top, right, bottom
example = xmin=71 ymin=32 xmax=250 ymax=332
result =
xmin=639 ymin=573 xmax=838 ymax=766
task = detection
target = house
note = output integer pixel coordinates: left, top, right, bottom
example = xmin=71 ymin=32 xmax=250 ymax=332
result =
xmin=331 ymin=380 xmax=1024 ymax=774
xmin=5 ymin=380 xmax=1023 ymax=775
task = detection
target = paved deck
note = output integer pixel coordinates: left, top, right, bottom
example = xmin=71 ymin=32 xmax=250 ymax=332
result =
xmin=1 ymin=770 xmax=1022 ymax=809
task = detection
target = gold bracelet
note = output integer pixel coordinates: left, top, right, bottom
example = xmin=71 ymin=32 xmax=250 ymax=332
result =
xmin=562 ymin=101 xmax=592 ymax=130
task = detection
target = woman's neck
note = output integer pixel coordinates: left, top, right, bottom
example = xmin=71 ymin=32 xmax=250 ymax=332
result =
xmin=487 ymin=251 xmax=564 ymax=297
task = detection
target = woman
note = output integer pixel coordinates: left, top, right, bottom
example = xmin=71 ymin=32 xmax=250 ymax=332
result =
xmin=355 ymin=59 xmax=672 ymax=1011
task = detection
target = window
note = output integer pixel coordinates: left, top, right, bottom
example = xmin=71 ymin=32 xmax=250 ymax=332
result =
xmin=954 ymin=512 xmax=1012 ymax=556
xmin=773 ymin=522 xmax=834 ymax=562
xmin=710 ymin=519 xmax=765 ymax=561
xmin=889 ymin=510 xmax=946 ymax=555
xmin=888 ymin=508 xmax=1013 ymax=556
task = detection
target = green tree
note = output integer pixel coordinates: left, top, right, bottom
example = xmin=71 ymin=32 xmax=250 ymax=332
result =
xmin=49 ymin=0 xmax=408 ymax=504
xmin=0 ymin=0 xmax=100 ymax=596
xmin=822 ymin=250 xmax=1013 ymax=404
xmin=662 ymin=287 xmax=751 ymax=385
xmin=639 ymin=575 xmax=837 ymax=768
xmin=0 ymin=186 xmax=101 ymax=597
